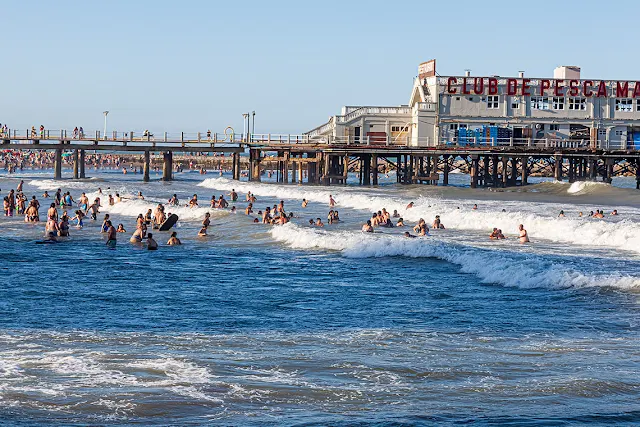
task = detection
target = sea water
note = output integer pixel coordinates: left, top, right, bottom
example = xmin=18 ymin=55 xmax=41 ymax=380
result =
xmin=0 ymin=167 xmax=639 ymax=425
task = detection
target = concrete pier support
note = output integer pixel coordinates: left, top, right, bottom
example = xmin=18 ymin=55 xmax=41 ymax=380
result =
xmin=162 ymin=151 xmax=173 ymax=181
xmin=143 ymin=151 xmax=150 ymax=182
xmin=491 ymin=155 xmax=499 ymax=186
xmin=232 ymin=153 xmax=240 ymax=180
xmin=343 ymin=155 xmax=349 ymax=183
xmin=315 ymin=152 xmax=322 ymax=184
xmin=298 ymin=159 xmax=303 ymax=183
xmin=605 ymin=159 xmax=614 ymax=183
xmin=554 ymin=155 xmax=563 ymax=181
xmin=79 ymin=149 xmax=86 ymax=179
xmin=54 ymin=148 xmax=62 ymax=180
xmin=443 ymin=155 xmax=450 ymax=186
xmin=589 ymin=158 xmax=598 ymax=180
xmin=521 ymin=156 xmax=529 ymax=186
xmin=371 ymin=154 xmax=378 ymax=185
xmin=362 ymin=154 xmax=371 ymax=185
xmin=283 ymin=152 xmax=289 ymax=184
xmin=250 ymin=149 xmax=261 ymax=182
xmin=470 ymin=155 xmax=479 ymax=188
xmin=73 ymin=149 xmax=79 ymax=179
xmin=568 ymin=158 xmax=575 ymax=183
xmin=502 ymin=157 xmax=508 ymax=187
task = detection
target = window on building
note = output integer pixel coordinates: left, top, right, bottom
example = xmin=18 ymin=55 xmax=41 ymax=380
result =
xmin=530 ymin=96 xmax=550 ymax=110
xmin=511 ymin=98 xmax=520 ymax=109
xmin=549 ymin=124 xmax=560 ymax=131
xmin=391 ymin=126 xmax=406 ymax=132
xmin=455 ymin=97 xmax=460 ymax=101
xmin=636 ymin=100 xmax=640 ymax=112
xmin=459 ymin=124 xmax=467 ymax=129
xmin=615 ymin=130 xmax=625 ymax=136
xmin=468 ymin=97 xmax=475 ymax=101
xmin=448 ymin=124 xmax=458 ymax=131
xmin=552 ymin=97 xmax=564 ymax=110
xmin=568 ymin=97 xmax=586 ymax=111
xmin=615 ymin=98 xmax=633 ymax=112
xmin=486 ymin=95 xmax=499 ymax=109
xmin=598 ymin=129 xmax=606 ymax=136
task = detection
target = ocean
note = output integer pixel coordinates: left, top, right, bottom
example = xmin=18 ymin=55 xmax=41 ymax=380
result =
xmin=0 ymin=167 xmax=639 ymax=425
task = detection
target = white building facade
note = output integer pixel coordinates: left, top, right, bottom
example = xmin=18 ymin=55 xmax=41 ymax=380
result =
xmin=306 ymin=60 xmax=640 ymax=150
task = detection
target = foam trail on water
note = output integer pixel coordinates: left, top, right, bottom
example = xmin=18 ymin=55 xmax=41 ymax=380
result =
xmin=270 ymin=224 xmax=640 ymax=291
xmin=199 ymin=177 xmax=640 ymax=255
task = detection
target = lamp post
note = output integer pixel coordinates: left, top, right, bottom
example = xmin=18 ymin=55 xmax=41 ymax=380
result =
xmin=242 ymin=113 xmax=249 ymax=142
xmin=251 ymin=111 xmax=255 ymax=136
xmin=103 ymin=111 xmax=109 ymax=140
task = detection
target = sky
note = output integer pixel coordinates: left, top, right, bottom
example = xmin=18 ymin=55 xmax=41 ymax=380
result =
xmin=1 ymin=0 xmax=638 ymax=135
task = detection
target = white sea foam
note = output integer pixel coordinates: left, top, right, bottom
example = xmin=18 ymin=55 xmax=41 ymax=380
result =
xmin=200 ymin=177 xmax=640 ymax=255
xmin=270 ymin=224 xmax=640 ymax=291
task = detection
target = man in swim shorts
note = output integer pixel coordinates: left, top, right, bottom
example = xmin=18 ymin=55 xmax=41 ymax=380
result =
xmin=105 ymin=220 xmax=117 ymax=247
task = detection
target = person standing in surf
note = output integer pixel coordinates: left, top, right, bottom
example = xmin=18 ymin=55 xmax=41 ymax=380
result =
xmin=105 ymin=221 xmax=117 ymax=247
xmin=518 ymin=224 xmax=530 ymax=243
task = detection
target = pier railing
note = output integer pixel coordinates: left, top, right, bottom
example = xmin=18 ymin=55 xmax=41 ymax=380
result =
xmin=0 ymin=128 xmax=638 ymax=152
xmin=439 ymin=137 xmax=638 ymax=150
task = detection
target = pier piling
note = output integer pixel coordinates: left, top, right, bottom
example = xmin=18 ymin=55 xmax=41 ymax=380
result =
xmin=143 ymin=151 xmax=150 ymax=182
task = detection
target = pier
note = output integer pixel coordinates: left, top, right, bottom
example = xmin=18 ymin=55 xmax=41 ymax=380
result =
xmin=1 ymin=129 xmax=639 ymax=188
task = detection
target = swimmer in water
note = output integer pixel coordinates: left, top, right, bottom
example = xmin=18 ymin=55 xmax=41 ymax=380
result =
xmin=245 ymin=203 xmax=253 ymax=215
xmin=558 ymin=210 xmax=565 ymax=217
xmin=362 ymin=220 xmax=374 ymax=233
xmin=302 ymin=199 xmax=308 ymax=208
xmin=146 ymin=233 xmax=158 ymax=250
xmin=167 ymin=231 xmax=181 ymax=245
xmin=472 ymin=204 xmax=478 ymax=210
xmin=497 ymin=229 xmax=506 ymax=239
xmin=403 ymin=231 xmax=417 ymax=238
xmin=229 ymin=189 xmax=238 ymax=202
xmin=130 ymin=227 xmax=144 ymax=243
xmin=396 ymin=217 xmax=405 ymax=227
xmin=70 ymin=210 xmax=84 ymax=228
xmin=432 ymin=215 xmax=445 ymax=229
xmin=105 ymin=221 xmax=117 ymax=247
xmin=42 ymin=191 xmax=49 ymax=198
xmin=188 ymin=194 xmax=198 ymax=208
xmin=316 ymin=218 xmax=324 ymax=227
xmin=489 ymin=228 xmax=499 ymax=239
xmin=329 ymin=195 xmax=336 ymax=207
xmin=392 ymin=209 xmax=400 ymax=218
xmin=406 ymin=202 xmax=414 ymax=209
xmin=611 ymin=209 xmax=618 ymax=215
xmin=101 ymin=214 xmax=111 ymax=233
xmin=518 ymin=224 xmax=530 ymax=243
xmin=116 ymin=224 xmax=126 ymax=233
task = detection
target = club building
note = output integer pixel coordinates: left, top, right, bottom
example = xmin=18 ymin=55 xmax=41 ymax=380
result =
xmin=306 ymin=60 xmax=640 ymax=150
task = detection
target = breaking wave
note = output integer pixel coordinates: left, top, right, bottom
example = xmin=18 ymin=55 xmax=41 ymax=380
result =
xmin=270 ymin=224 xmax=640 ymax=291
xmin=200 ymin=178 xmax=640 ymax=255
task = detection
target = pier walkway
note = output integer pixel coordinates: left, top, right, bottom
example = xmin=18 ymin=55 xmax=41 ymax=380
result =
xmin=1 ymin=128 xmax=639 ymax=188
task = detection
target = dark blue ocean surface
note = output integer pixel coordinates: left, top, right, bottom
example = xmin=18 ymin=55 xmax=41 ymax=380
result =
xmin=0 ymin=171 xmax=639 ymax=425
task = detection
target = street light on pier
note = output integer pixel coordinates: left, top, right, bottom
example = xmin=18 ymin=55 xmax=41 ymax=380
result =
xmin=242 ymin=113 xmax=249 ymax=142
xmin=103 ymin=111 xmax=109 ymax=140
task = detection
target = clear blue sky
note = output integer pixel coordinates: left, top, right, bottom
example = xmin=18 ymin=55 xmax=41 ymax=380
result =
xmin=1 ymin=0 xmax=637 ymax=134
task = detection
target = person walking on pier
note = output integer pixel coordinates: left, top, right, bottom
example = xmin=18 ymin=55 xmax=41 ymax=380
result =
xmin=39 ymin=125 xmax=44 ymax=138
